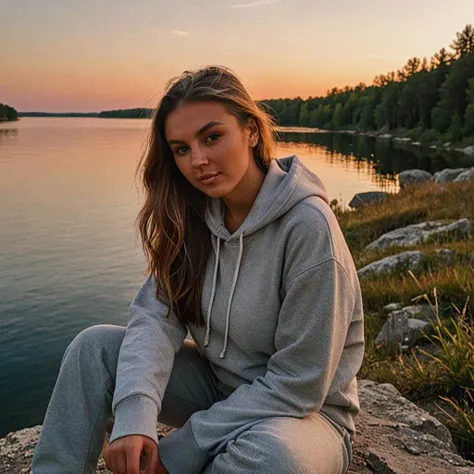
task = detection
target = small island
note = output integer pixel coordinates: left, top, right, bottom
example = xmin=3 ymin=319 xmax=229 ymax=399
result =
xmin=0 ymin=103 xmax=19 ymax=122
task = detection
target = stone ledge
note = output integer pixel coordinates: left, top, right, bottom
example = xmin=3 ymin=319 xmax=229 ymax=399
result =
xmin=1 ymin=379 xmax=473 ymax=473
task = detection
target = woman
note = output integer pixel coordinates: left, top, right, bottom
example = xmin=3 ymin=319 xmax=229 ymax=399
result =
xmin=32 ymin=65 xmax=365 ymax=474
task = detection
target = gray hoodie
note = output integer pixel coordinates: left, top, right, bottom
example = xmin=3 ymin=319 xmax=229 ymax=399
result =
xmin=109 ymin=155 xmax=365 ymax=473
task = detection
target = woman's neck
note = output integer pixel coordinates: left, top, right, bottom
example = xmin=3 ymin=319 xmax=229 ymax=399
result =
xmin=222 ymin=166 xmax=266 ymax=233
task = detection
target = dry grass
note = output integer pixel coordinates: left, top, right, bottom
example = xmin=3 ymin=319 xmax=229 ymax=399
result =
xmin=336 ymin=179 xmax=474 ymax=459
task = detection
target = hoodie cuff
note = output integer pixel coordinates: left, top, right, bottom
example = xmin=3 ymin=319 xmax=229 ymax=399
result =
xmin=158 ymin=421 xmax=211 ymax=474
xmin=109 ymin=395 xmax=158 ymax=446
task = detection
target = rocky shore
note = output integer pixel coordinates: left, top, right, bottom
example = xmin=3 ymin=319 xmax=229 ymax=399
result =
xmin=1 ymin=379 xmax=473 ymax=473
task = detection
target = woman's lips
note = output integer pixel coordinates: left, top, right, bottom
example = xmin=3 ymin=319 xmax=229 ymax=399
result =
xmin=200 ymin=173 xmax=220 ymax=184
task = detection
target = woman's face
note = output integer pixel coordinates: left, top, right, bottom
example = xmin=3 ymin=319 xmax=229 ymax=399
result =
xmin=164 ymin=100 xmax=260 ymax=200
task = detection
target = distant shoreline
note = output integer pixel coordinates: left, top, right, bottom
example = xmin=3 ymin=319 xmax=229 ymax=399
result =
xmin=19 ymin=108 xmax=151 ymax=119
xmin=11 ymin=115 xmax=474 ymax=157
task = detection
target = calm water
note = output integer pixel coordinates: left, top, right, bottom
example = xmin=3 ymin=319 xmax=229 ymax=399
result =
xmin=0 ymin=118 xmax=471 ymax=437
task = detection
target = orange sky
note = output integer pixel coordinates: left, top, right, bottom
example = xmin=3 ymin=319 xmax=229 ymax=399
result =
xmin=1 ymin=0 xmax=473 ymax=112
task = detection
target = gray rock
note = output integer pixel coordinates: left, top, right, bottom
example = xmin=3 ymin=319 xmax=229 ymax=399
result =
xmin=454 ymin=167 xmax=474 ymax=183
xmin=462 ymin=145 xmax=474 ymax=157
xmin=435 ymin=248 xmax=455 ymax=264
xmin=383 ymin=302 xmax=404 ymax=312
xmin=0 ymin=423 xmax=175 ymax=474
xmin=349 ymin=191 xmax=388 ymax=209
xmin=357 ymin=251 xmax=425 ymax=279
xmin=365 ymin=219 xmax=471 ymax=251
xmin=375 ymin=304 xmax=436 ymax=349
xmin=394 ymin=137 xmax=412 ymax=142
xmin=392 ymin=304 xmax=436 ymax=321
xmin=398 ymin=169 xmax=432 ymax=189
xmin=349 ymin=380 xmax=474 ymax=473
xmin=4 ymin=380 xmax=474 ymax=473
xmin=433 ymin=168 xmax=467 ymax=184
xmin=379 ymin=133 xmax=392 ymax=139
xmin=412 ymin=141 xmax=421 ymax=146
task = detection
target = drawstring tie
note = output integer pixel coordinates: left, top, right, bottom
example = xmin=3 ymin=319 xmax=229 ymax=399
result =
xmin=203 ymin=232 xmax=244 ymax=359
xmin=204 ymin=236 xmax=220 ymax=346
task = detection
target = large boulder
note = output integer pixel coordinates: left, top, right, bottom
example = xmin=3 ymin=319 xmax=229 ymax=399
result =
xmin=3 ymin=380 xmax=473 ymax=473
xmin=348 ymin=380 xmax=474 ymax=473
xmin=398 ymin=169 xmax=432 ymax=189
xmin=454 ymin=167 xmax=474 ymax=183
xmin=357 ymin=251 xmax=425 ymax=279
xmin=349 ymin=192 xmax=388 ymax=209
xmin=433 ymin=168 xmax=467 ymax=184
xmin=365 ymin=219 xmax=471 ymax=251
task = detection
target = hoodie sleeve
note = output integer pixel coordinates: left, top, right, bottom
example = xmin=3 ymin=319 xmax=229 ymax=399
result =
xmin=157 ymin=258 xmax=357 ymax=473
xmin=109 ymin=275 xmax=187 ymax=446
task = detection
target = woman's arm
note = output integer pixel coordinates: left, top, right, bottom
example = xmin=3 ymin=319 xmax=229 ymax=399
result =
xmin=109 ymin=275 xmax=188 ymax=446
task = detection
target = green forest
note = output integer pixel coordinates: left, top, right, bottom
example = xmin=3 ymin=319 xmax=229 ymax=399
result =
xmin=261 ymin=25 xmax=474 ymax=145
xmin=98 ymin=108 xmax=152 ymax=119
xmin=0 ymin=103 xmax=18 ymax=121
xmin=20 ymin=112 xmax=98 ymax=117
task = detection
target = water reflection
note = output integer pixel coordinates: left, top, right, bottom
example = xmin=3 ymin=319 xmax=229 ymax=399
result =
xmin=0 ymin=127 xmax=19 ymax=139
xmin=278 ymin=131 xmax=474 ymax=182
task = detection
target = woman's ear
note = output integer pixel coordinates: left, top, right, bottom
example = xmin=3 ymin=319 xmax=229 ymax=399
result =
xmin=247 ymin=118 xmax=259 ymax=146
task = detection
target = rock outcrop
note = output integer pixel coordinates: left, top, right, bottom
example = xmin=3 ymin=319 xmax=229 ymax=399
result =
xmin=349 ymin=192 xmax=388 ymax=209
xmin=364 ymin=219 xmax=471 ymax=251
xmin=398 ymin=169 xmax=432 ymax=188
xmin=357 ymin=251 xmax=425 ymax=279
xmin=374 ymin=304 xmax=437 ymax=350
xmin=454 ymin=167 xmax=474 ymax=183
xmin=433 ymin=168 xmax=468 ymax=184
xmin=2 ymin=380 xmax=473 ymax=474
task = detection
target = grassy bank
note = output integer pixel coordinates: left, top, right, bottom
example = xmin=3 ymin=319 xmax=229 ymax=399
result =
xmin=334 ymin=179 xmax=474 ymax=459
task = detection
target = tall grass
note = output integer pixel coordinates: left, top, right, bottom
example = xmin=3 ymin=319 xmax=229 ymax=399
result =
xmin=339 ymin=179 xmax=474 ymax=459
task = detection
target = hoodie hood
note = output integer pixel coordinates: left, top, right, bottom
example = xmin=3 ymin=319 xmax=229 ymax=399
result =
xmin=205 ymin=155 xmax=329 ymax=242
xmin=203 ymin=155 xmax=329 ymax=358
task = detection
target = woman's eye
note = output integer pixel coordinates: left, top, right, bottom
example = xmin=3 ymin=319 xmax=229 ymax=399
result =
xmin=206 ymin=132 xmax=221 ymax=143
xmin=175 ymin=146 xmax=189 ymax=156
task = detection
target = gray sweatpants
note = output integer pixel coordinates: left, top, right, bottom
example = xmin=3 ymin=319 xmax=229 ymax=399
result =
xmin=31 ymin=324 xmax=353 ymax=473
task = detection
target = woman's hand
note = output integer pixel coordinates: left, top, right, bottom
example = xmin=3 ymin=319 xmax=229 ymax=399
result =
xmin=104 ymin=434 xmax=168 ymax=474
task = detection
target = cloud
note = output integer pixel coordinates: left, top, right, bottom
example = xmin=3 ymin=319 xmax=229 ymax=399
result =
xmin=170 ymin=30 xmax=190 ymax=36
xmin=230 ymin=0 xmax=278 ymax=8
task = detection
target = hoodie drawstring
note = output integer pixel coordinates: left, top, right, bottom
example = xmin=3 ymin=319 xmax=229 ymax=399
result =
xmin=220 ymin=232 xmax=244 ymax=359
xmin=204 ymin=235 xmax=220 ymax=346
xmin=203 ymin=232 xmax=245 ymax=359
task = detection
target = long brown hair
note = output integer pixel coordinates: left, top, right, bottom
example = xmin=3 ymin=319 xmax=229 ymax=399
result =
xmin=135 ymin=65 xmax=277 ymax=326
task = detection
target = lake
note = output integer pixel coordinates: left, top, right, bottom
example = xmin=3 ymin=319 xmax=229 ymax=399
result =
xmin=0 ymin=117 xmax=472 ymax=437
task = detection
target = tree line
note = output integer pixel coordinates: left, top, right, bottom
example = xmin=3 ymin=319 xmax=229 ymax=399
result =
xmin=98 ymin=108 xmax=152 ymax=119
xmin=260 ymin=25 xmax=474 ymax=143
xmin=0 ymin=103 xmax=18 ymax=121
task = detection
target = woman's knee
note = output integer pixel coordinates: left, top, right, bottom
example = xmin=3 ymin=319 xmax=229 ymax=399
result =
xmin=208 ymin=427 xmax=298 ymax=473
xmin=61 ymin=324 xmax=126 ymax=369
xmin=209 ymin=415 xmax=346 ymax=474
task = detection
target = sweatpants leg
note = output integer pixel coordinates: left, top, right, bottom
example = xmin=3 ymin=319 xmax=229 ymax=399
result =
xmin=31 ymin=324 xmax=221 ymax=474
xmin=201 ymin=410 xmax=352 ymax=474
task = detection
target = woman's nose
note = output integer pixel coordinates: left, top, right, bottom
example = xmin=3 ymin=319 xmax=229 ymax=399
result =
xmin=191 ymin=146 xmax=209 ymax=168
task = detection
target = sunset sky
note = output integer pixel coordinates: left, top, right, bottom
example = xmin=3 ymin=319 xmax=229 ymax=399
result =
xmin=1 ymin=0 xmax=473 ymax=112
